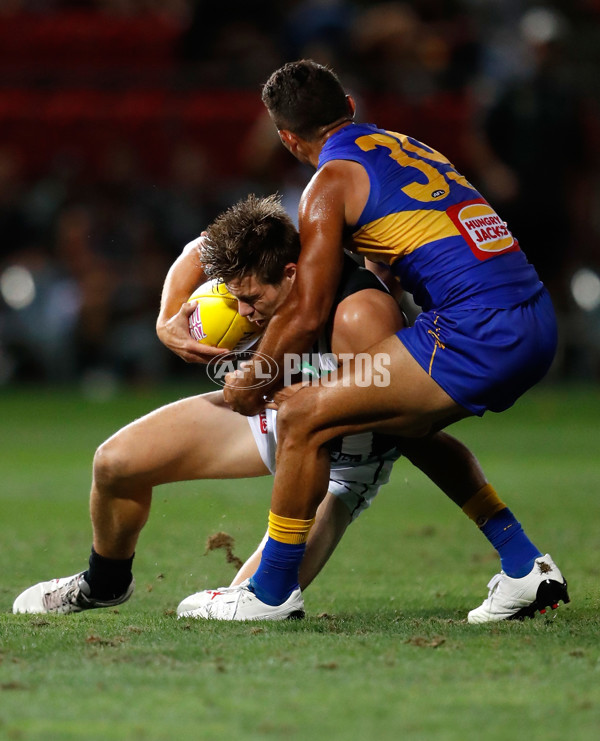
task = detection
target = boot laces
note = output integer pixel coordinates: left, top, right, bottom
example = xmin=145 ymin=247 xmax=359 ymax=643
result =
xmin=42 ymin=577 xmax=80 ymax=611
xmin=486 ymin=573 xmax=503 ymax=598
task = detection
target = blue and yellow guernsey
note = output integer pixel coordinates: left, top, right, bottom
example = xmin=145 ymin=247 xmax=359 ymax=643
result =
xmin=318 ymin=123 xmax=542 ymax=312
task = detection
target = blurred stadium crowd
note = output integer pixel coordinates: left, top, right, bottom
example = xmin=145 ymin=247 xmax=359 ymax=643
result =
xmin=1 ymin=0 xmax=600 ymax=388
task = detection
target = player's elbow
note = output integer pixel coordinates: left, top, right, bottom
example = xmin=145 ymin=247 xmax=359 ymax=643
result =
xmin=155 ymin=313 xmax=169 ymax=343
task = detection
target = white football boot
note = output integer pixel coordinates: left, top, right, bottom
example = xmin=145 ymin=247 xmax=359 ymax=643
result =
xmin=468 ymin=554 xmax=569 ymax=624
xmin=13 ymin=572 xmax=135 ymax=614
xmin=176 ymin=585 xmax=230 ymax=616
xmin=177 ymin=579 xmax=305 ymax=621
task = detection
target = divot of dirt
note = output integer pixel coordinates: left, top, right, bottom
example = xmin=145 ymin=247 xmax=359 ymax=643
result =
xmin=205 ymin=531 xmax=244 ymax=570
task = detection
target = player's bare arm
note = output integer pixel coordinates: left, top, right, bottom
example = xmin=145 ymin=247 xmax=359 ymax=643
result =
xmin=156 ymin=236 xmax=229 ymax=364
xmin=223 ymin=160 xmax=367 ymax=415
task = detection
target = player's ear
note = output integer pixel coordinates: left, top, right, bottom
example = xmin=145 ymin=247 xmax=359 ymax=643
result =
xmin=282 ymin=263 xmax=297 ymax=282
xmin=346 ymin=95 xmax=356 ymax=119
xmin=278 ymin=129 xmax=299 ymax=152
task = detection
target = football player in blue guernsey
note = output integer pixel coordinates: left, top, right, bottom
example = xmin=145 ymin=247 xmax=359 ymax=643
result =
xmin=188 ymin=59 xmax=569 ymax=623
xmin=14 ymin=194 xmax=513 ymax=619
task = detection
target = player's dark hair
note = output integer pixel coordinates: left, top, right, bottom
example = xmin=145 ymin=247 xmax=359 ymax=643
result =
xmin=202 ymin=194 xmax=300 ymax=285
xmin=261 ymin=59 xmax=351 ymax=140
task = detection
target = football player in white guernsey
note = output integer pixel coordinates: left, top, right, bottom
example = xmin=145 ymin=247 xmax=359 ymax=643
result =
xmin=13 ymin=194 xmax=513 ymax=618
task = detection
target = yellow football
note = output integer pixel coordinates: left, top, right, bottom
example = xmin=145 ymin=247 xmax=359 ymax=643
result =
xmin=188 ymin=279 xmax=261 ymax=350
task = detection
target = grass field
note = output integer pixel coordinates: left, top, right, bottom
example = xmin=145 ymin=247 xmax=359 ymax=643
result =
xmin=1 ymin=382 xmax=599 ymax=740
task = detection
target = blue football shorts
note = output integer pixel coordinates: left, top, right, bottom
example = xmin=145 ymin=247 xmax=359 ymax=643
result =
xmin=398 ymin=287 xmax=557 ymax=416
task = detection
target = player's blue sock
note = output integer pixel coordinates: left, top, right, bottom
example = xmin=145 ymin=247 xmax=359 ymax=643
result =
xmin=480 ymin=508 xmax=542 ymax=578
xmin=248 ymin=537 xmax=305 ymax=606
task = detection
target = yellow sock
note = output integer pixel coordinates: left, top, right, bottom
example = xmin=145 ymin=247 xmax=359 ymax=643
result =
xmin=268 ymin=510 xmax=315 ymax=545
xmin=461 ymin=483 xmax=506 ymax=528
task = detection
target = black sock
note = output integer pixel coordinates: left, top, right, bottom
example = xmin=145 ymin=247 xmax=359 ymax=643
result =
xmin=84 ymin=546 xmax=134 ymax=600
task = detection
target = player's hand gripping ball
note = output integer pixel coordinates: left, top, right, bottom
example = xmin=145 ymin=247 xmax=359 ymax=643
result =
xmin=188 ymin=279 xmax=261 ymax=351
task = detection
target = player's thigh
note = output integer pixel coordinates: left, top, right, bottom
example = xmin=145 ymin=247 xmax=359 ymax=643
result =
xmin=280 ymin=335 xmax=468 ymax=440
xmin=100 ymin=391 xmax=269 ymax=484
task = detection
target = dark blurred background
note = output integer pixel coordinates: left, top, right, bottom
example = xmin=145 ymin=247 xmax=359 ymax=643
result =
xmin=1 ymin=0 xmax=599 ymax=393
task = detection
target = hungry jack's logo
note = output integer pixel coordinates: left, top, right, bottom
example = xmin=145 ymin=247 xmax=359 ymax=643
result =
xmin=448 ymin=199 xmax=518 ymax=261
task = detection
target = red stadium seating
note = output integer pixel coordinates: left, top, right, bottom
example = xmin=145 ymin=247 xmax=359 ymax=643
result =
xmin=0 ymin=87 xmax=264 ymax=180
xmin=0 ymin=11 xmax=470 ymax=182
xmin=0 ymin=11 xmax=180 ymax=76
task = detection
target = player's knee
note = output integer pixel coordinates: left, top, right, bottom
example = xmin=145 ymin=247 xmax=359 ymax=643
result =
xmin=93 ymin=438 xmax=130 ymax=489
xmin=277 ymin=390 xmax=336 ymax=451
xmin=276 ymin=390 xmax=320 ymax=445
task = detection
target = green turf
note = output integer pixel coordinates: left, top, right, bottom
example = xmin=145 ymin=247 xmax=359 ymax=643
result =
xmin=1 ymin=382 xmax=599 ymax=740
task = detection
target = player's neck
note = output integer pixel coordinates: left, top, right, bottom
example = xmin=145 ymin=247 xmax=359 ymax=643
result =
xmin=307 ymin=119 xmax=354 ymax=168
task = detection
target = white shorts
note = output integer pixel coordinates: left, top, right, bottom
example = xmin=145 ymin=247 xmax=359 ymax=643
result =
xmin=247 ymin=409 xmax=399 ymax=521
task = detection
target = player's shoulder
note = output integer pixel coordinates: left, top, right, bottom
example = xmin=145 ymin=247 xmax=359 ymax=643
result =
xmin=331 ymin=287 xmax=403 ymax=354
xmin=336 ymin=284 xmax=395 ymax=326
xmin=303 ymin=160 xmax=370 ymax=227
xmin=330 ymin=264 xmax=404 ymax=354
xmin=307 ymin=158 xmax=365 ymax=193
